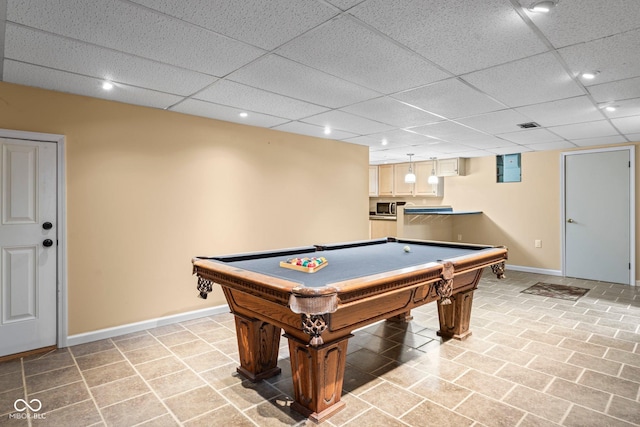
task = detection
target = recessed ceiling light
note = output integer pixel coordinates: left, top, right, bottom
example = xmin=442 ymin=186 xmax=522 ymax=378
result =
xmin=323 ymin=126 xmax=331 ymax=135
xmin=581 ymin=71 xmax=600 ymax=80
xmin=239 ymin=112 xmax=248 ymax=118
xmin=102 ymin=81 xmax=114 ymax=90
xmin=381 ymin=138 xmax=388 ymax=145
xmin=528 ymin=0 xmax=558 ymax=12
xmin=600 ymin=104 xmax=618 ymax=112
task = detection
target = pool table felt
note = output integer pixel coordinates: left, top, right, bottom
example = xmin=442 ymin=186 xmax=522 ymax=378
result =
xmin=208 ymin=241 xmax=489 ymax=288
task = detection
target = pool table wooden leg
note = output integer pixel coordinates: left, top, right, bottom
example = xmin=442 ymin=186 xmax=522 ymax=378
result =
xmin=436 ymin=288 xmax=474 ymax=340
xmin=285 ymin=333 xmax=351 ymax=423
xmin=233 ymin=314 xmax=282 ymax=381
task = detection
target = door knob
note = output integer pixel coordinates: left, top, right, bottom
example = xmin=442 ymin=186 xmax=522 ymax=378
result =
xmin=43 ymin=239 xmax=54 ymax=247
xmin=42 ymin=222 xmax=53 ymax=230
xmin=567 ymin=218 xmax=574 ymax=223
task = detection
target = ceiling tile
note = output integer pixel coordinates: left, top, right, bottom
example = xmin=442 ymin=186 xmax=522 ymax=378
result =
xmin=4 ymin=24 xmax=217 ymax=96
xmin=491 ymin=146 xmax=533 ymax=155
xmin=519 ymin=0 xmax=640 ymax=48
xmin=272 ymin=121 xmax=359 ymax=140
xmin=325 ymin=0 xmax=361 ymax=11
xmin=7 ymin=0 xmax=265 ymax=76
xmin=497 ymin=128 xmax=565 ymax=144
xmin=523 ymin=141 xmax=575 ymax=151
xmin=194 ymin=80 xmax=329 ymax=120
xmin=227 ymin=54 xmax=380 ymax=109
xmin=408 ymin=121 xmax=490 ymax=142
xmin=275 ymin=16 xmax=449 ymax=94
xmin=456 ymin=109 xmax=532 ymax=135
xmin=348 ymin=131 xmax=444 ymax=154
xmin=4 ymin=61 xmax=184 ymax=109
xmin=559 ymin=29 xmax=640 ymax=86
xmin=428 ymin=142 xmax=484 ymax=155
xmin=301 ymin=110 xmax=394 ymax=135
xmin=602 ymin=99 xmax=640 ymax=120
xmin=370 ymin=145 xmax=450 ymax=163
xmin=458 ymin=136 xmax=519 ymax=150
xmin=588 ymin=77 xmax=640 ymax=103
xmin=351 ymin=0 xmax=548 ymax=74
xmin=514 ymin=96 xmax=604 ymax=127
xmin=568 ymin=135 xmax=629 ymax=147
xmin=611 ymin=116 xmax=640 ymax=134
xmin=130 ymin=0 xmax=338 ymax=50
xmin=463 ymin=52 xmax=584 ymax=107
xmin=548 ymin=120 xmax=620 ymax=140
xmin=446 ymin=150 xmax=497 ymax=159
xmin=171 ymin=99 xmax=289 ymax=128
xmin=369 ymin=151 xmax=404 ymax=165
xmin=340 ymin=97 xmax=442 ymax=128
xmin=368 ymin=129 xmax=444 ymax=146
xmin=393 ymin=79 xmax=505 ymax=119
xmin=344 ymin=135 xmax=395 ymax=149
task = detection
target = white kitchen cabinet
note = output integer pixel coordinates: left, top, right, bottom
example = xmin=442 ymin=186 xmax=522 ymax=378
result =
xmin=369 ymin=165 xmax=378 ymax=196
xmin=415 ymin=161 xmax=443 ymax=197
xmin=392 ymin=162 xmax=414 ymax=196
xmin=437 ymin=158 xmax=466 ymax=177
xmin=378 ymin=164 xmax=394 ymax=196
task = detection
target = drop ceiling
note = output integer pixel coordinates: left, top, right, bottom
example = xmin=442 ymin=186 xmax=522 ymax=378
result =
xmin=1 ymin=0 xmax=639 ymax=164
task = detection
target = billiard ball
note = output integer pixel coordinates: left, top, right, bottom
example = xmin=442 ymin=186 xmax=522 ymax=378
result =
xmin=403 ymin=245 xmax=411 ymax=253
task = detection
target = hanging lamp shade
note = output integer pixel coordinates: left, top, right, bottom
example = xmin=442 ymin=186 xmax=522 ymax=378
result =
xmin=405 ymin=172 xmax=416 ymax=184
xmin=405 ymin=154 xmax=416 ymax=183
xmin=428 ymin=157 xmax=439 ymax=184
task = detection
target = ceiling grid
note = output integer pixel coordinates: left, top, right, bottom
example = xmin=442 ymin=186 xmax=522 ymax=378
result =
xmin=1 ymin=0 xmax=638 ymax=163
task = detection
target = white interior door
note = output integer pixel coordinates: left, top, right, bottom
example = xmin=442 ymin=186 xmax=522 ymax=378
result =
xmin=564 ymin=149 xmax=632 ymax=285
xmin=0 ymin=138 xmax=57 ymax=357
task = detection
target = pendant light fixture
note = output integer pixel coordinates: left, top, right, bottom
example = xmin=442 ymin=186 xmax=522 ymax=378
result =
xmin=404 ymin=154 xmax=416 ymax=184
xmin=428 ymin=157 xmax=439 ymax=184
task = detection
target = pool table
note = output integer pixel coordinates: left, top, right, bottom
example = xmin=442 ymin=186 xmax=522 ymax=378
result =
xmin=192 ymin=237 xmax=507 ymax=422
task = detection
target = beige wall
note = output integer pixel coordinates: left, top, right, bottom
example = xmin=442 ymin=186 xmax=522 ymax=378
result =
xmin=0 ymin=82 xmax=369 ymax=335
xmin=375 ymin=147 xmax=640 ymax=278
xmin=442 ymin=153 xmax=562 ymax=269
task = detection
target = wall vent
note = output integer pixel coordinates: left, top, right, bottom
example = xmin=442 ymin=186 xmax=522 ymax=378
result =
xmin=517 ymin=122 xmax=540 ymax=129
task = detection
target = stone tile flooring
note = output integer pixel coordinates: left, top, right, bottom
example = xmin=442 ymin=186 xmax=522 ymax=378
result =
xmin=1 ymin=270 xmax=639 ymax=426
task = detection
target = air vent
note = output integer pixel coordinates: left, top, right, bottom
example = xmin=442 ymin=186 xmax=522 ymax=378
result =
xmin=517 ymin=122 xmax=540 ymax=129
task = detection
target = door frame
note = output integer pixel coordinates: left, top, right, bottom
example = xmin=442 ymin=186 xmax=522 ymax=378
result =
xmin=0 ymin=128 xmax=68 ymax=346
xmin=561 ymin=145 xmax=636 ymax=286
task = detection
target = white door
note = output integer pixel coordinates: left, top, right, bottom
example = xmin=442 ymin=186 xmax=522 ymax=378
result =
xmin=0 ymin=138 xmax=57 ymax=357
xmin=565 ymin=149 xmax=632 ymax=285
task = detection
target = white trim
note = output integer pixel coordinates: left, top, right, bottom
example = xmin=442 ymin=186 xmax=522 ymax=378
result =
xmin=560 ymin=145 xmax=636 ymax=286
xmin=0 ymin=128 xmax=69 ymax=346
xmin=506 ymin=264 xmax=562 ymax=276
xmin=66 ymin=305 xmax=230 ymax=347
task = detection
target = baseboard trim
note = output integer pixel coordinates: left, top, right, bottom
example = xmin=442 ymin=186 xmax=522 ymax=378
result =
xmin=508 ymin=265 xmax=639 ymax=286
xmin=65 ymin=305 xmax=230 ymax=348
xmin=507 ymin=265 xmax=563 ymax=276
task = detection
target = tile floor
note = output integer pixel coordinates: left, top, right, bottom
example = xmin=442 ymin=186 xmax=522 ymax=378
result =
xmin=1 ymin=270 xmax=639 ymax=427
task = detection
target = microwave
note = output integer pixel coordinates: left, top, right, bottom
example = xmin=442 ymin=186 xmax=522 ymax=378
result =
xmin=376 ymin=202 xmax=396 ymax=216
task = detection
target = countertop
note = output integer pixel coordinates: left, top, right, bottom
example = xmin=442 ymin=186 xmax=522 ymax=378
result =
xmin=403 ymin=207 xmax=482 ymax=215
xmin=369 ymin=215 xmax=397 ymax=221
